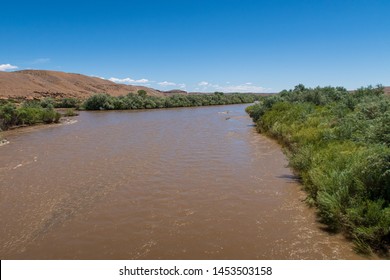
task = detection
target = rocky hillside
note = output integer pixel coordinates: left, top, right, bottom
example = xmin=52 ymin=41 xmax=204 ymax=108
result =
xmin=0 ymin=70 xmax=167 ymax=100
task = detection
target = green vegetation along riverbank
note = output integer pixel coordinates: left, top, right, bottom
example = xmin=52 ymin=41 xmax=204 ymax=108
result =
xmin=83 ymin=91 xmax=260 ymax=110
xmin=0 ymin=92 xmax=259 ymax=139
xmin=0 ymin=99 xmax=80 ymax=143
xmin=0 ymin=101 xmax=61 ymax=131
xmin=246 ymin=85 xmax=390 ymax=255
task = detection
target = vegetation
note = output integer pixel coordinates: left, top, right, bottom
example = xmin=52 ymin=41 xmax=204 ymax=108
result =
xmin=0 ymin=92 xmax=257 ymax=138
xmin=246 ymin=85 xmax=390 ymax=255
xmin=0 ymin=128 xmax=5 ymax=142
xmin=0 ymin=101 xmax=61 ymax=131
xmin=63 ymin=108 xmax=78 ymax=117
xmin=83 ymin=92 xmax=260 ymax=110
xmin=40 ymin=97 xmax=81 ymax=109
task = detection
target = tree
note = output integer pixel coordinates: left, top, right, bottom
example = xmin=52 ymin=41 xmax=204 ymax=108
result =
xmin=137 ymin=90 xmax=147 ymax=97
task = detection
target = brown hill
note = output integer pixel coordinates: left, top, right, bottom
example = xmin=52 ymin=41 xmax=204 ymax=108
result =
xmin=384 ymin=87 xmax=390 ymax=95
xmin=160 ymin=89 xmax=188 ymax=96
xmin=0 ymin=70 xmax=165 ymax=100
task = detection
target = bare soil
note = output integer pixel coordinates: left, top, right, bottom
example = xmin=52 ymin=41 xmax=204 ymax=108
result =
xmin=0 ymin=70 xmax=167 ymax=100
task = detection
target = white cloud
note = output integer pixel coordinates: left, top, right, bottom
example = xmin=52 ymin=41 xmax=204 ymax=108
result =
xmin=196 ymin=80 xmax=271 ymax=93
xmin=91 ymin=75 xmax=106 ymax=80
xmin=134 ymin=78 xmax=149 ymax=83
xmin=214 ymin=84 xmax=268 ymax=93
xmin=109 ymin=77 xmax=149 ymax=84
xmin=0 ymin=63 xmax=18 ymax=71
xmin=158 ymin=81 xmax=176 ymax=86
xmin=109 ymin=77 xmax=133 ymax=83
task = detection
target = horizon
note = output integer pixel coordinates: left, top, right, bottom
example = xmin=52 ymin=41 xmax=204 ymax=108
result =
xmin=1 ymin=0 xmax=389 ymax=93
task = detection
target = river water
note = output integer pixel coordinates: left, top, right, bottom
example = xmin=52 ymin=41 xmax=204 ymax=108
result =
xmin=0 ymin=104 xmax=361 ymax=259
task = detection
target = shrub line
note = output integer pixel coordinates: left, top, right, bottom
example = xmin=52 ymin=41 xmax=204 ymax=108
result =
xmin=246 ymin=84 xmax=390 ymax=256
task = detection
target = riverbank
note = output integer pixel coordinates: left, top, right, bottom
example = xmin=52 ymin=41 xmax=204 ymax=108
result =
xmin=0 ymin=92 xmax=259 ymax=135
xmin=0 ymin=116 xmax=78 ymax=147
xmin=246 ymin=85 xmax=390 ymax=257
xmin=0 ymin=101 xmax=79 ymax=146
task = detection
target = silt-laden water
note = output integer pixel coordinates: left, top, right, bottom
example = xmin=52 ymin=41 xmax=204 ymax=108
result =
xmin=0 ymin=104 xmax=361 ymax=259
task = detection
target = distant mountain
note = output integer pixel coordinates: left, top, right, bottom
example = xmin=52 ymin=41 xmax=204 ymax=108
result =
xmin=0 ymin=70 xmax=168 ymax=100
xmin=159 ymin=89 xmax=188 ymax=96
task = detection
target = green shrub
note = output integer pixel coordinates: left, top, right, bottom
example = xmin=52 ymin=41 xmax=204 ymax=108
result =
xmin=55 ymin=97 xmax=80 ymax=108
xmin=137 ymin=90 xmax=147 ymax=97
xmin=0 ymin=103 xmax=18 ymax=129
xmin=63 ymin=108 xmax=78 ymax=117
xmin=17 ymin=107 xmax=43 ymax=125
xmin=40 ymin=98 xmax=55 ymax=108
xmin=0 ymin=101 xmax=62 ymax=130
xmin=42 ymin=109 xmax=61 ymax=123
xmin=84 ymin=94 xmax=115 ymax=110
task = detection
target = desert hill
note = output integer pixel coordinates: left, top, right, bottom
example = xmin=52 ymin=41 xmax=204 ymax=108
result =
xmin=0 ymin=70 xmax=170 ymax=100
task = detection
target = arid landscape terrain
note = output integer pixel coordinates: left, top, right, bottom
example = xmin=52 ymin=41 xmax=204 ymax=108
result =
xmin=1 ymin=70 xmax=388 ymax=101
xmin=0 ymin=70 xmax=169 ymax=100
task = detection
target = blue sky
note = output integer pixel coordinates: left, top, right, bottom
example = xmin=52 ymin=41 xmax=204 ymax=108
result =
xmin=1 ymin=0 xmax=389 ymax=92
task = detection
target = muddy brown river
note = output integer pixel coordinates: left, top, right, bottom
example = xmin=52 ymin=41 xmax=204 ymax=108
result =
xmin=0 ymin=104 xmax=361 ymax=259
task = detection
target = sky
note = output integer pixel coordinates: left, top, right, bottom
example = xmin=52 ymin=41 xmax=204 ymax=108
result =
xmin=1 ymin=0 xmax=389 ymax=93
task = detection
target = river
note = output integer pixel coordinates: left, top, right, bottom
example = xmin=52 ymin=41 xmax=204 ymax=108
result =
xmin=0 ymin=104 xmax=361 ymax=259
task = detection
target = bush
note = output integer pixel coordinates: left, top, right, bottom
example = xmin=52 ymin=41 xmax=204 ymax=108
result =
xmin=63 ymin=108 xmax=78 ymax=117
xmin=0 ymin=103 xmax=18 ymax=129
xmin=42 ymin=109 xmax=61 ymax=123
xmin=40 ymin=98 xmax=55 ymax=108
xmin=137 ymin=90 xmax=147 ymax=97
xmin=84 ymin=94 xmax=115 ymax=110
xmin=55 ymin=97 xmax=80 ymax=108
xmin=0 ymin=101 xmax=62 ymax=130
